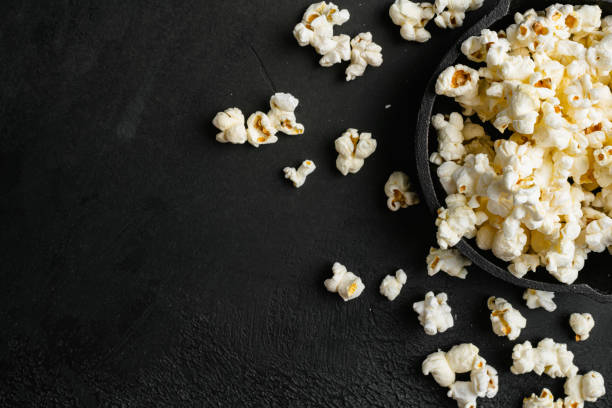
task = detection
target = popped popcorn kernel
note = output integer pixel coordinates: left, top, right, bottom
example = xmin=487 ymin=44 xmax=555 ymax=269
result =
xmin=283 ymin=160 xmax=316 ymax=188
xmin=324 ymin=262 xmax=365 ymax=301
xmin=569 ymin=313 xmax=594 ymax=341
xmin=335 ymin=128 xmax=377 ymax=175
xmin=384 ymin=171 xmax=419 ymax=211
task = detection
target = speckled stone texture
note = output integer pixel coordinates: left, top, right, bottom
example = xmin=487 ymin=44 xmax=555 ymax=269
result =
xmin=0 ymin=1 xmax=610 ymax=407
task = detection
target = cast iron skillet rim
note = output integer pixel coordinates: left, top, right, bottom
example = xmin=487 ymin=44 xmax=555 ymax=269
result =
xmin=415 ymin=0 xmax=612 ymax=302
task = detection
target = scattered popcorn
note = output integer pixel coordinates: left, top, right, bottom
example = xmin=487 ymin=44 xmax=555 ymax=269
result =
xmin=569 ymin=313 xmax=595 ymax=341
xmin=413 ymin=291 xmax=454 ymax=335
xmin=379 ymin=269 xmax=407 ymax=301
xmin=345 ymin=32 xmax=383 ymax=81
xmin=384 ymin=171 xmax=419 ymax=211
xmin=523 ymin=289 xmax=557 ymax=312
xmin=212 ymin=107 xmax=247 ymax=144
xmin=283 ymin=160 xmax=316 ymax=188
xmin=268 ymin=93 xmax=305 ymax=135
xmin=246 ymin=111 xmax=278 ymax=147
xmin=565 ymin=371 xmax=606 ymax=404
xmin=335 ymin=128 xmax=377 ymax=175
xmin=511 ymin=338 xmax=578 ymax=379
xmin=430 ymin=4 xmax=612 ymax=284
xmin=389 ymin=0 xmax=435 ymax=42
xmin=487 ymin=296 xmax=527 ymax=340
xmin=324 ymin=262 xmax=365 ymax=301
xmin=423 ymin=344 xmax=498 ymax=407
xmin=426 ymin=247 xmax=471 ymax=279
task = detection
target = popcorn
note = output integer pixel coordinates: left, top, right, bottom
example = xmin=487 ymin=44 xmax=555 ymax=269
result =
xmin=384 ymin=171 xmax=420 ymax=211
xmin=268 ymin=93 xmax=305 ymax=135
xmin=283 ymin=160 xmax=316 ymax=188
xmin=426 ymin=247 xmax=471 ymax=279
xmin=509 ymin=254 xmax=540 ymax=278
xmin=436 ymin=194 xmax=483 ymax=249
xmin=511 ymin=338 xmax=579 ymax=379
xmin=569 ymin=313 xmax=594 ymax=341
xmin=523 ymin=289 xmax=557 ymax=312
xmin=345 ymin=32 xmax=383 ymax=81
xmin=246 ymin=111 xmax=278 ymax=147
xmin=335 ymin=128 xmax=377 ymax=175
xmin=324 ymin=262 xmax=365 ymax=301
xmin=212 ymin=107 xmax=247 ymax=144
xmin=564 ymin=371 xmax=606 ymax=403
xmin=585 ymin=215 xmax=612 ymax=252
xmin=388 ymin=0 xmax=435 ymax=42
xmin=522 ymin=388 xmax=559 ymax=408
xmin=319 ymin=34 xmax=351 ymax=67
xmin=423 ymin=344 xmax=498 ymax=408
xmin=431 ymin=112 xmax=466 ymax=162
xmin=379 ymin=269 xmax=407 ymax=301
xmin=413 ymin=291 xmax=454 ymax=335
xmin=433 ymin=0 xmax=483 ymax=29
xmin=435 ymin=65 xmax=479 ymax=98
xmin=487 ymin=296 xmax=527 ymax=340
xmin=293 ymin=2 xmax=350 ymax=52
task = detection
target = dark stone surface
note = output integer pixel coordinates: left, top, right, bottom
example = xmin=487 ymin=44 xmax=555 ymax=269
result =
xmin=0 ymin=1 xmax=610 ymax=406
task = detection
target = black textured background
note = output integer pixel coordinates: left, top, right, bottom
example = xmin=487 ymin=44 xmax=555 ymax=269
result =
xmin=1 ymin=1 xmax=610 ymax=407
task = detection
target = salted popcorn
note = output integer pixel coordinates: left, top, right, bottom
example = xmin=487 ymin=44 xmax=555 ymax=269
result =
xmin=426 ymin=247 xmax=471 ymax=279
xmin=431 ymin=4 xmax=612 ymax=284
xmin=389 ymin=0 xmax=435 ymax=42
xmin=293 ymin=2 xmax=350 ymax=64
xmin=246 ymin=111 xmax=278 ymax=147
xmin=283 ymin=160 xmax=316 ymax=188
xmin=324 ymin=262 xmax=365 ymax=301
xmin=569 ymin=313 xmax=595 ymax=341
xmin=523 ymin=289 xmax=557 ymax=312
xmin=268 ymin=93 xmax=304 ymax=135
xmin=423 ymin=344 xmax=498 ymax=407
xmin=384 ymin=171 xmax=419 ymax=211
xmin=487 ymin=296 xmax=527 ymax=340
xmin=379 ymin=269 xmax=407 ymax=301
xmin=413 ymin=291 xmax=454 ymax=335
xmin=212 ymin=107 xmax=247 ymax=144
xmin=565 ymin=371 xmax=606 ymax=404
xmin=511 ymin=338 xmax=578 ymax=379
xmin=335 ymin=128 xmax=377 ymax=175
xmin=345 ymin=32 xmax=383 ymax=81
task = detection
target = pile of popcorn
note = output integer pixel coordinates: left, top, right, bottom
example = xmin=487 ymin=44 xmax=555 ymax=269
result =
xmin=293 ymin=2 xmax=383 ymax=81
xmin=430 ymin=4 xmax=612 ymax=284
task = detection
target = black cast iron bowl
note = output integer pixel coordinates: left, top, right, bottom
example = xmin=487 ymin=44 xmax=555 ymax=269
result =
xmin=416 ymin=0 xmax=612 ymax=302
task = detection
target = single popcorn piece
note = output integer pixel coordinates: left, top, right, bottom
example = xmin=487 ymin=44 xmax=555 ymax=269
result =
xmin=384 ymin=171 xmax=419 ymax=211
xmin=523 ymin=289 xmax=557 ymax=312
xmin=335 ymin=128 xmax=377 ymax=175
xmin=345 ymin=32 xmax=383 ymax=81
xmin=487 ymin=296 xmax=526 ymax=340
xmin=212 ymin=107 xmax=247 ymax=144
xmin=522 ymin=388 xmax=561 ymax=408
xmin=436 ymin=194 xmax=483 ymax=249
xmin=447 ymin=381 xmax=478 ymax=408
xmin=246 ymin=111 xmax=278 ymax=147
xmin=511 ymin=338 xmax=578 ymax=379
xmin=422 ymin=343 xmax=479 ymax=387
xmin=426 ymin=247 xmax=471 ymax=279
xmin=509 ymin=254 xmax=540 ymax=278
xmin=379 ymin=269 xmax=407 ymax=301
xmin=569 ymin=313 xmax=594 ymax=341
xmin=324 ymin=262 xmax=365 ymax=301
xmin=434 ymin=0 xmax=484 ymax=29
xmin=293 ymin=2 xmax=350 ymax=52
xmin=565 ymin=371 xmax=606 ymax=404
xmin=388 ymin=0 xmax=435 ymax=42
xmin=431 ymin=112 xmax=466 ymax=162
xmin=319 ymin=34 xmax=351 ymax=67
xmin=435 ymin=64 xmax=479 ymax=98
xmin=413 ymin=291 xmax=454 ymax=335
xmin=268 ymin=93 xmax=305 ymax=135
xmin=283 ymin=160 xmax=316 ymax=188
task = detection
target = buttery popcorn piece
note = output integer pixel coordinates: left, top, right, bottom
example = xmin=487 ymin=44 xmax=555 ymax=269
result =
xmin=345 ymin=32 xmax=383 ymax=81
xmin=335 ymin=128 xmax=377 ymax=175
xmin=511 ymin=338 xmax=578 ymax=379
xmin=523 ymin=289 xmax=557 ymax=312
xmin=283 ymin=160 xmax=316 ymax=188
xmin=212 ymin=107 xmax=247 ymax=144
xmin=565 ymin=371 xmax=606 ymax=404
xmin=426 ymin=247 xmax=471 ymax=279
xmin=389 ymin=0 xmax=435 ymax=42
xmin=384 ymin=171 xmax=419 ymax=211
xmin=379 ymin=269 xmax=407 ymax=301
xmin=569 ymin=313 xmax=594 ymax=341
xmin=487 ymin=296 xmax=527 ymax=340
xmin=324 ymin=262 xmax=365 ymax=301
xmin=435 ymin=65 xmax=479 ymax=98
xmin=268 ymin=93 xmax=305 ymax=135
xmin=413 ymin=291 xmax=454 ymax=335
xmin=246 ymin=111 xmax=278 ymax=147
